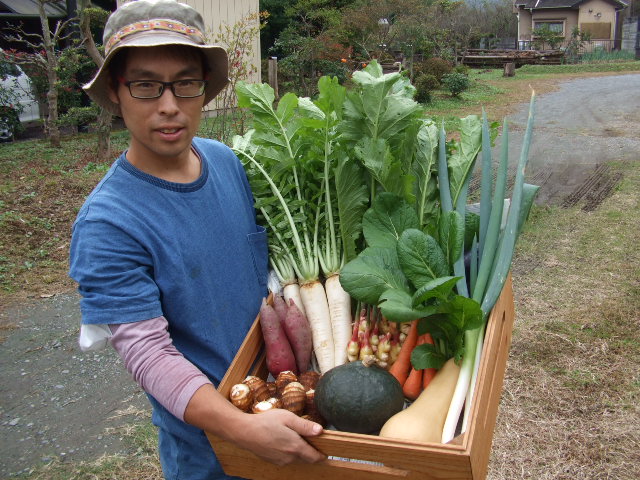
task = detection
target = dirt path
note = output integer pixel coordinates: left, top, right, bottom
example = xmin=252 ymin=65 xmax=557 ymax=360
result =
xmin=0 ymin=72 xmax=638 ymax=478
xmin=497 ymin=73 xmax=640 ymax=206
xmin=0 ymin=294 xmax=150 ymax=476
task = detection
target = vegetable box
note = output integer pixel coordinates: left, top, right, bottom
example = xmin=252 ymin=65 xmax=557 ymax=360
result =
xmin=206 ymin=275 xmax=515 ymax=480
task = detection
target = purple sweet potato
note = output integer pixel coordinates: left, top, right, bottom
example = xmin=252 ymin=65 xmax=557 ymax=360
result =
xmin=282 ymin=299 xmax=313 ymax=373
xmin=272 ymin=293 xmax=288 ymax=324
xmin=259 ymin=298 xmax=298 ymax=376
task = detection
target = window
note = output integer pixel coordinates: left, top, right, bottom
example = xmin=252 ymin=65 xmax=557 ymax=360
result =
xmin=534 ymin=21 xmax=565 ymax=36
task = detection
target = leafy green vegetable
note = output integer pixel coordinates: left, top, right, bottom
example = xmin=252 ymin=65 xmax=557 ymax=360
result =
xmin=378 ymin=288 xmax=436 ymax=323
xmin=335 ymin=157 xmax=368 ymax=263
xmin=438 ymin=210 xmax=465 ymax=271
xmin=413 ymin=120 xmax=439 ymax=228
xmin=339 ymin=247 xmax=409 ymax=305
xmin=412 ymin=276 xmax=461 ymax=307
xmin=396 ymin=229 xmax=448 ymax=288
xmin=340 ymin=62 xmax=424 ymax=204
xmin=362 ymin=192 xmax=420 ymax=249
xmin=446 ymin=115 xmax=483 ymax=208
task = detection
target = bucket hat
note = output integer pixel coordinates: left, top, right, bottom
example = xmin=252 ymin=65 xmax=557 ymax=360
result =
xmin=83 ymin=0 xmax=229 ymax=116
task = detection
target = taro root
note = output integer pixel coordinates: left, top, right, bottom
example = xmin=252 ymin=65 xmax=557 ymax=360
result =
xmin=266 ymin=381 xmax=277 ymax=397
xmin=243 ymin=376 xmax=270 ymax=402
xmin=266 ymin=397 xmax=283 ymax=409
xmin=229 ymin=383 xmax=253 ymax=411
xmin=252 ymin=400 xmax=277 ymax=414
xmin=298 ymin=370 xmax=321 ymax=392
xmin=275 ymin=370 xmax=298 ymax=396
xmin=281 ymin=381 xmax=306 ymax=416
xmin=304 ymin=388 xmax=317 ymax=416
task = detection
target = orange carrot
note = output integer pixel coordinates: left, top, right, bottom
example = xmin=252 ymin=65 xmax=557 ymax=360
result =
xmin=402 ymin=365 xmax=423 ymax=400
xmin=420 ymin=333 xmax=437 ymax=390
xmin=388 ymin=320 xmax=419 ymax=386
xmin=402 ymin=333 xmax=432 ymax=400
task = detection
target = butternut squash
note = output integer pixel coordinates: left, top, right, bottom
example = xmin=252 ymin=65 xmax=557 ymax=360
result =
xmin=379 ymin=357 xmax=461 ymax=444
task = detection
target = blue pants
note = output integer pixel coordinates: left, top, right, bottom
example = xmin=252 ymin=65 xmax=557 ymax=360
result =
xmin=158 ymin=427 xmax=246 ymax=480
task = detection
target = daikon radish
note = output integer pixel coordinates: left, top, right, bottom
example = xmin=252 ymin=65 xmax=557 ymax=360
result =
xmin=283 ymin=281 xmax=306 ymax=317
xmin=300 ymin=280 xmax=334 ymax=374
xmin=325 ymin=273 xmax=352 ymax=367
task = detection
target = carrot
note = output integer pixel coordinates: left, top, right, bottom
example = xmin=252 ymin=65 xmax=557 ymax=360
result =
xmin=421 ymin=333 xmax=437 ymax=390
xmin=402 ymin=366 xmax=423 ymax=401
xmin=402 ymin=333 xmax=431 ymax=400
xmin=388 ymin=320 xmax=419 ymax=386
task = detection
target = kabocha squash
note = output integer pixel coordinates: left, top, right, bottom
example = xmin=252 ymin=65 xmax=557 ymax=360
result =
xmin=314 ymin=355 xmax=404 ymax=434
xmin=379 ymin=356 xmax=461 ymax=443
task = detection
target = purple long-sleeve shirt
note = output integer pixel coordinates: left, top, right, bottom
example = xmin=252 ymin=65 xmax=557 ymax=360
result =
xmin=109 ymin=316 xmax=211 ymax=421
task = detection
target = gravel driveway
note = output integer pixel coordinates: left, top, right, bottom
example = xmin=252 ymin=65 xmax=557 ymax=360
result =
xmin=500 ymin=73 xmax=640 ymax=206
xmin=0 ymin=294 xmax=149 ymax=477
xmin=1 ymin=72 xmax=639 ymax=478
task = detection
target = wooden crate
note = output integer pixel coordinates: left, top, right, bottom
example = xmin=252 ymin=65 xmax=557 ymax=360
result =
xmin=207 ymin=275 xmax=515 ymax=480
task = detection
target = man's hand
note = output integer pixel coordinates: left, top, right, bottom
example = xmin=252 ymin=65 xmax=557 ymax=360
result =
xmin=231 ymin=408 xmax=326 ymax=465
xmin=184 ymin=383 xmax=325 ymax=466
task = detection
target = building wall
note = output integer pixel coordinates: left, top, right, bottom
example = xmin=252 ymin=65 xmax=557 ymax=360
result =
xmin=531 ymin=9 xmax=579 ymax=39
xmin=577 ymin=0 xmax=618 ymax=39
xmin=518 ymin=8 xmax=533 ymax=40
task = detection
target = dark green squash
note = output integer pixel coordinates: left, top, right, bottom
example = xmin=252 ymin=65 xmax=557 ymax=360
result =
xmin=314 ymin=356 xmax=405 ymax=434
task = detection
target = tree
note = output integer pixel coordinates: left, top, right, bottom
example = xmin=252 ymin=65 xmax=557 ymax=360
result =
xmin=337 ymin=0 xmax=427 ymax=61
xmin=269 ymin=0 xmax=353 ymax=95
xmin=260 ymin=0 xmax=293 ymax=56
xmin=2 ymin=0 xmax=77 ymax=147
xmin=78 ymin=2 xmax=112 ymax=160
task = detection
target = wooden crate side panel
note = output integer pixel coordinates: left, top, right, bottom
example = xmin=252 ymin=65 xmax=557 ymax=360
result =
xmin=216 ymin=293 xmax=270 ymax=396
xmin=465 ymin=275 xmax=515 ymax=479
xmin=208 ymin=433 xmax=473 ymax=480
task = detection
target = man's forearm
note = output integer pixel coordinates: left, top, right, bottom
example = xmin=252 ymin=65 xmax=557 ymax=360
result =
xmin=109 ymin=317 xmax=211 ymax=420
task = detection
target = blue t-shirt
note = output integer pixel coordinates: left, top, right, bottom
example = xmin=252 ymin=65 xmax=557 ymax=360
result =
xmin=69 ymin=138 xmax=268 ymax=479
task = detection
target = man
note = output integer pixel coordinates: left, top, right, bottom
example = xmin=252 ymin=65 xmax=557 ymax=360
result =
xmin=69 ymin=1 xmax=325 ymax=478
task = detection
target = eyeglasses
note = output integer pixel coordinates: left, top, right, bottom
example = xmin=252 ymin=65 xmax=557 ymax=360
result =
xmin=118 ymin=78 xmax=207 ymax=99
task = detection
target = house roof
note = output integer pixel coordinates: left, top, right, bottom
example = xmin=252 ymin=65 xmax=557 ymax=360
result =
xmin=0 ymin=0 xmax=66 ymax=18
xmin=514 ymin=0 xmax=627 ymax=9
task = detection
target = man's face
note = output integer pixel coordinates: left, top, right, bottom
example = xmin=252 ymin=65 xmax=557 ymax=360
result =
xmin=108 ymin=46 xmax=206 ymax=167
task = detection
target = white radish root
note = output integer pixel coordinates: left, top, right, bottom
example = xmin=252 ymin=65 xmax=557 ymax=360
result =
xmin=299 ymin=280 xmax=334 ymax=374
xmin=283 ymin=282 xmax=306 ymax=317
xmin=324 ymin=274 xmax=352 ymax=367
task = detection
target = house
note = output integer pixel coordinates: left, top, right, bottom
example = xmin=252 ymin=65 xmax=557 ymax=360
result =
xmin=514 ymin=0 xmax=629 ymax=50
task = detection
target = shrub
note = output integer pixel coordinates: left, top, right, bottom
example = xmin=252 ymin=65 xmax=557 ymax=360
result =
xmin=58 ymin=105 xmax=99 ymax=128
xmin=454 ymin=64 xmax=470 ymax=75
xmin=414 ymin=73 xmax=439 ymax=104
xmin=413 ymin=57 xmax=453 ymax=83
xmin=441 ymin=72 xmax=470 ymax=97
